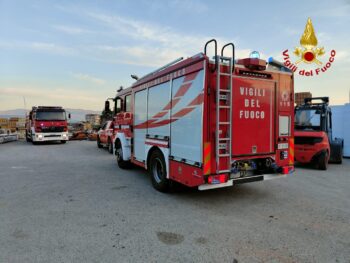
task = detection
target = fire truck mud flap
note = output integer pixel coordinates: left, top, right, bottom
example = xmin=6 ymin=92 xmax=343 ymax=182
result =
xmin=198 ymin=174 xmax=286 ymax=190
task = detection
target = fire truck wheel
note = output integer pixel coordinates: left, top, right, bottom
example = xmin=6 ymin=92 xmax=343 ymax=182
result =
xmin=25 ymin=131 xmax=31 ymax=142
xmin=97 ymin=136 xmax=102 ymax=148
xmin=108 ymin=138 xmax=113 ymax=154
xmin=317 ymin=152 xmax=328 ymax=170
xmin=61 ymin=140 xmax=66 ymax=144
xmin=31 ymin=134 xmax=38 ymax=145
xmin=149 ymin=150 xmax=170 ymax=192
xmin=116 ymin=140 xmax=130 ymax=169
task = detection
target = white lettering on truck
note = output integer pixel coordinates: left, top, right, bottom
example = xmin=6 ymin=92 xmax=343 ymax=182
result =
xmin=239 ymin=87 xmax=266 ymax=120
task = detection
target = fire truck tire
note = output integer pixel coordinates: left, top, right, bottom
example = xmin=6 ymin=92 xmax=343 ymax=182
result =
xmin=25 ymin=131 xmax=31 ymax=142
xmin=115 ymin=140 xmax=130 ymax=169
xmin=149 ymin=150 xmax=170 ymax=192
xmin=108 ymin=138 xmax=113 ymax=154
xmin=61 ymin=140 xmax=66 ymax=144
xmin=317 ymin=152 xmax=328 ymax=170
xmin=31 ymin=133 xmax=38 ymax=145
xmin=97 ymin=136 xmax=103 ymax=148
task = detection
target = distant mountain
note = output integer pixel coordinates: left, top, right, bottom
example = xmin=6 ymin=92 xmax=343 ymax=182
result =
xmin=0 ymin=108 xmax=101 ymax=122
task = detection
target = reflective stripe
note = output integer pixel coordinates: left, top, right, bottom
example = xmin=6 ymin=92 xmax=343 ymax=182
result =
xmin=145 ymin=139 xmax=168 ymax=146
xmin=203 ymin=142 xmax=211 ymax=175
xmin=289 ymin=138 xmax=294 ymax=165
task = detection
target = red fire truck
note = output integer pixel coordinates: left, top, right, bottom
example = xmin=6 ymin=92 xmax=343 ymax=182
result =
xmin=26 ymin=106 xmax=70 ymax=144
xmin=109 ymin=39 xmax=295 ymax=191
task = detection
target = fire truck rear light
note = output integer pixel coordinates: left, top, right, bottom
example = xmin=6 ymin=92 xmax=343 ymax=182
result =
xmin=208 ymin=174 xmax=227 ymax=184
xmin=282 ymin=167 xmax=288 ymax=174
xmin=280 ymin=150 xmax=288 ymax=160
xmin=282 ymin=166 xmax=294 ymax=174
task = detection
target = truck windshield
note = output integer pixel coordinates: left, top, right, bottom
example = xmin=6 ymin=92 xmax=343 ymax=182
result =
xmin=36 ymin=111 xmax=66 ymax=121
xmin=295 ymin=109 xmax=321 ymax=130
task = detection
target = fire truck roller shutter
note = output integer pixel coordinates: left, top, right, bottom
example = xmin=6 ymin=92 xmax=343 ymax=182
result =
xmin=170 ymin=70 xmax=204 ymax=163
xmin=147 ymin=81 xmax=171 ymax=138
xmin=134 ymin=89 xmax=148 ymax=162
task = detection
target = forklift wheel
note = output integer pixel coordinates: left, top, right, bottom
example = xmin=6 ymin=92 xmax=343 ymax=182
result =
xmin=317 ymin=152 xmax=328 ymax=170
xmin=335 ymin=154 xmax=343 ymax=164
xmin=335 ymin=148 xmax=343 ymax=164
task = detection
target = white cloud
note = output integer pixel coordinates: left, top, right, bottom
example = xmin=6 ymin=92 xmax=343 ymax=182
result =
xmin=313 ymin=5 xmax=350 ymax=18
xmin=0 ymin=87 xmax=98 ymax=102
xmin=0 ymin=41 xmax=75 ymax=55
xmin=87 ymin=12 xmax=249 ymax=67
xmin=29 ymin=42 xmax=75 ymax=55
xmin=96 ymin=44 xmax=254 ymax=68
xmin=53 ymin=25 xmax=91 ymax=35
xmin=73 ymin=73 xmax=106 ymax=85
xmin=0 ymin=86 xmax=106 ymax=110
xmin=168 ymin=0 xmax=209 ymax=13
xmin=146 ymin=0 xmax=209 ymax=14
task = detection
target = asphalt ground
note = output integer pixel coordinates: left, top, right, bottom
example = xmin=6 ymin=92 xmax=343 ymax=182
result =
xmin=0 ymin=140 xmax=349 ymax=263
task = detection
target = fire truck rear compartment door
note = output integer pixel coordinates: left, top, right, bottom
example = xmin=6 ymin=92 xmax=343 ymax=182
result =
xmin=170 ymin=70 xmax=204 ymax=163
xmin=134 ymin=89 xmax=148 ymax=161
xmin=231 ymin=78 xmax=276 ymax=156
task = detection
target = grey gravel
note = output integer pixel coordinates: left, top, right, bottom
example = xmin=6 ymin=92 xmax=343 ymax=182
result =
xmin=0 ymin=140 xmax=349 ymax=263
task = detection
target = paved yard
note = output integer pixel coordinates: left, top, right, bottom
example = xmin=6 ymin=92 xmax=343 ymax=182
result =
xmin=0 ymin=141 xmax=349 ymax=263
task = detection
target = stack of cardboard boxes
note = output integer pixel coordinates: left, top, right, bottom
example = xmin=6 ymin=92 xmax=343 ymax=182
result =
xmin=295 ymin=92 xmax=312 ymax=106
xmin=0 ymin=117 xmax=26 ymax=139
xmin=0 ymin=118 xmax=9 ymax=129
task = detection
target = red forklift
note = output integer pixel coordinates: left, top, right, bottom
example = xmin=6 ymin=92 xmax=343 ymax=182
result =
xmin=294 ymin=97 xmax=343 ymax=170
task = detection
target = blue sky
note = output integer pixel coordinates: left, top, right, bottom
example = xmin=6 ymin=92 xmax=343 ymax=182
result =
xmin=0 ymin=0 xmax=349 ymax=110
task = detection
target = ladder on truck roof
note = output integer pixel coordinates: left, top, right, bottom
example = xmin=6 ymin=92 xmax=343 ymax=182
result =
xmin=205 ymin=39 xmax=235 ymax=174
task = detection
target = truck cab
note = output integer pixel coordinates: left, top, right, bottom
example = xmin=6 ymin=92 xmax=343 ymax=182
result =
xmin=294 ymin=97 xmax=343 ymax=169
xmin=97 ymin=120 xmax=114 ymax=153
xmin=26 ymin=106 xmax=70 ymax=144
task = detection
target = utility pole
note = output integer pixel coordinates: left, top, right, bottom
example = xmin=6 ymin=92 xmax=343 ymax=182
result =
xmin=23 ymin=96 xmax=27 ymax=116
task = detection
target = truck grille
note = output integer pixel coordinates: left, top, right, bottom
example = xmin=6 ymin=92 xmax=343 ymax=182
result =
xmin=41 ymin=126 xmax=64 ymax=133
xmin=295 ymin=136 xmax=323 ymax=145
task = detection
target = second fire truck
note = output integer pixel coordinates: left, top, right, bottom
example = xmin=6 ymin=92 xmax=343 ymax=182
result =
xmin=26 ymin=106 xmax=70 ymax=144
xmin=107 ymin=39 xmax=295 ymax=191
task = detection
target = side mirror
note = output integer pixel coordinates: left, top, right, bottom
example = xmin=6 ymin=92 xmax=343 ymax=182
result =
xmin=104 ymin=100 xmax=110 ymax=112
xmin=68 ymin=113 xmax=71 ymax=119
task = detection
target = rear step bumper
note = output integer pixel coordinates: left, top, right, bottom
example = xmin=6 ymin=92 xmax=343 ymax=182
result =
xmin=198 ymin=174 xmax=287 ymax=191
